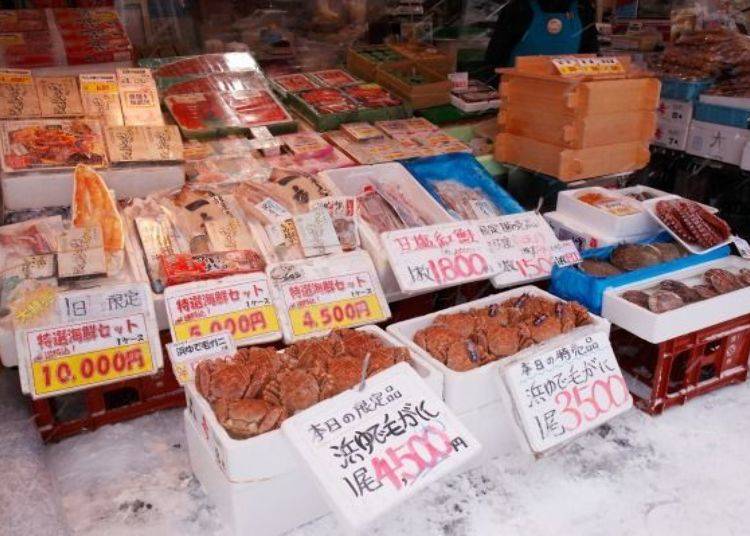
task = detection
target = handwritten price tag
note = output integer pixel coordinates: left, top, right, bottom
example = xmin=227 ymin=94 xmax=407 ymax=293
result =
xmin=551 ymin=239 xmax=583 ymax=267
xmin=164 ymin=273 xmax=281 ymax=346
xmin=16 ymin=283 xmax=163 ymax=399
xmin=382 ymin=222 xmax=493 ymax=293
xmin=268 ymin=251 xmax=390 ymax=342
xmin=501 ymin=331 xmax=632 ymax=455
xmin=166 ymin=331 xmax=236 ymax=385
xmin=479 ymin=212 xmax=561 ymax=288
xmin=282 ymin=363 xmax=481 ymax=533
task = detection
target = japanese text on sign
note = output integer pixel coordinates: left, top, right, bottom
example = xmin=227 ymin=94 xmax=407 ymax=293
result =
xmin=552 ymin=57 xmax=624 ymax=76
xmin=382 ymin=222 xmax=493 ymax=292
xmin=167 ymin=332 xmax=236 ymax=385
xmin=164 ymin=273 xmax=281 ymax=346
xmin=282 ymin=363 xmax=481 ymax=533
xmin=502 ymin=331 xmax=632 ymax=454
xmin=480 ymin=212 xmax=561 ymax=287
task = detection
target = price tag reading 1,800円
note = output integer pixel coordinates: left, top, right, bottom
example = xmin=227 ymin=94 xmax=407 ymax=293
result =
xmin=282 ymin=363 xmax=482 ymax=534
xmin=164 ymin=273 xmax=282 ymax=347
xmin=502 ymin=331 xmax=633 ymax=455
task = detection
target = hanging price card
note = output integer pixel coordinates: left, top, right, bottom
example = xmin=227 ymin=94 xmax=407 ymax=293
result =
xmin=164 ymin=273 xmax=281 ymax=346
xmin=283 ymin=363 xmax=482 ymax=534
xmin=15 ymin=283 xmax=163 ymax=399
xmin=268 ymin=250 xmax=390 ymax=342
xmin=501 ymin=331 xmax=632 ymax=455
xmin=479 ymin=212 xmax=561 ymax=288
xmin=167 ymin=331 xmax=236 ymax=385
xmin=382 ymin=222 xmax=493 ymax=293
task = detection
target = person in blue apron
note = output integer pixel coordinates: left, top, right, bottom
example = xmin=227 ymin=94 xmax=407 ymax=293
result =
xmin=484 ymin=0 xmax=599 ymax=70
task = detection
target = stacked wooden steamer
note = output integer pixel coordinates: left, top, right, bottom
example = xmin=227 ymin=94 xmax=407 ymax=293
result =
xmin=495 ymin=55 xmax=660 ymax=182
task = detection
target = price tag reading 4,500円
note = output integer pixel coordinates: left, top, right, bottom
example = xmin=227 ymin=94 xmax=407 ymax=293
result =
xmin=16 ymin=283 xmax=163 ymax=399
xmin=267 ymin=250 xmax=391 ymax=342
xmin=501 ymin=331 xmax=633 ymax=455
xmin=282 ymin=363 xmax=482 ymax=534
xmin=164 ymin=273 xmax=282 ymax=346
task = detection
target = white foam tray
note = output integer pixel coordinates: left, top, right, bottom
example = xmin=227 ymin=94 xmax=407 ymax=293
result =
xmin=2 ymin=164 xmax=185 ymax=210
xmin=543 ymin=210 xmax=652 ymax=251
xmin=184 ymin=410 xmax=329 ymax=536
xmin=185 ymin=325 xmax=443 ymax=482
xmin=318 ymin=163 xmax=454 ymax=302
xmin=450 ymin=94 xmax=500 ymax=114
xmin=387 ymin=285 xmax=611 ymax=415
xmin=641 ymin=195 xmax=733 ymax=255
xmin=602 ymin=255 xmax=750 ymax=343
xmin=557 ymin=186 xmax=662 ymax=239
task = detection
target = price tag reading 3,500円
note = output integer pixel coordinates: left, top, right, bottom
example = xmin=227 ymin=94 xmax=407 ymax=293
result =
xmin=164 ymin=273 xmax=281 ymax=346
xmin=502 ymin=331 xmax=633 ymax=455
xmin=282 ymin=363 xmax=482 ymax=534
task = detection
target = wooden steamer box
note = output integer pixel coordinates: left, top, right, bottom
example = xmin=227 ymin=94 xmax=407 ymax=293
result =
xmin=375 ymin=60 xmax=451 ymax=109
xmin=494 ymin=55 xmax=660 ymax=182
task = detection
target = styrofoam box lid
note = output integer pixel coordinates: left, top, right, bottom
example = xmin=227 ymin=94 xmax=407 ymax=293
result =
xmin=602 ymin=255 xmax=750 ymax=343
xmin=544 ymin=210 xmax=653 ymax=248
xmin=186 ymin=325 xmax=443 ymax=482
xmin=387 ymin=285 xmax=611 ymax=415
xmin=1 ymin=164 xmax=186 ymax=211
xmin=318 ymin=163 xmax=454 ymax=302
xmin=557 ymin=186 xmax=661 ymax=239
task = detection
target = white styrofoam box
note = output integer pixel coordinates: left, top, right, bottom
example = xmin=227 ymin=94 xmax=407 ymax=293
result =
xmin=657 ymin=98 xmax=694 ymax=127
xmin=544 ymin=210 xmax=629 ymax=251
xmin=387 ymin=285 xmax=611 ymax=415
xmin=185 ymin=325 xmax=443 ymax=482
xmin=450 ymin=94 xmax=500 ymax=114
xmin=557 ymin=187 xmax=662 ymax=239
xmin=2 ymin=164 xmax=185 ymax=210
xmin=318 ymin=163 xmax=454 ymax=301
xmin=653 ymin=118 xmax=690 ymax=151
xmin=184 ymin=410 xmax=329 ymax=536
xmin=699 ymin=93 xmax=750 ymax=112
xmin=686 ymin=120 xmax=750 ymax=165
xmin=458 ymin=399 xmax=524 ymax=465
xmin=641 ymin=195 xmax=733 ymax=255
xmin=602 ymin=255 xmax=750 ymax=343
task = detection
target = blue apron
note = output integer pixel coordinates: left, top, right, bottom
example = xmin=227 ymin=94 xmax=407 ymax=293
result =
xmin=509 ymin=0 xmax=583 ymax=66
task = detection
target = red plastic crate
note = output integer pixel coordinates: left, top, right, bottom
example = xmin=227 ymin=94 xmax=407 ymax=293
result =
xmin=31 ymin=332 xmax=185 ymax=443
xmin=611 ymin=314 xmax=750 ymax=415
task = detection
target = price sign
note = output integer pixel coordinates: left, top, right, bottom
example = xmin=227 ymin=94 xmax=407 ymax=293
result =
xmin=167 ymin=332 xmax=236 ymax=385
xmin=552 ymin=57 xmax=583 ymax=76
xmin=282 ymin=363 xmax=482 ymax=533
xmin=268 ymin=251 xmax=390 ymax=342
xmin=550 ymin=239 xmax=583 ymax=267
xmin=733 ymin=236 xmax=750 ymax=259
xmin=479 ymin=212 xmax=561 ymax=288
xmin=501 ymin=331 xmax=632 ymax=454
xmin=382 ymin=222 xmax=493 ymax=293
xmin=164 ymin=273 xmax=281 ymax=346
xmin=15 ymin=283 xmax=162 ymax=399
xmin=552 ymin=57 xmax=624 ymax=76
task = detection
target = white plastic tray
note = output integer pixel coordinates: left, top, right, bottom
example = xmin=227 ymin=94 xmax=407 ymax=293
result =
xmin=185 ymin=325 xmax=443 ymax=482
xmin=387 ymin=285 xmax=611 ymax=415
xmin=602 ymin=255 xmax=750 ymax=343
xmin=641 ymin=195 xmax=733 ymax=255
xmin=318 ymin=163 xmax=454 ymax=302
xmin=557 ymin=186 xmax=661 ymax=239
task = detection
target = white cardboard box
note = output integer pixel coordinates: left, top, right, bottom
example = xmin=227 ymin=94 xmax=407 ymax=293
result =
xmin=653 ymin=118 xmax=690 ymax=151
xmin=2 ymin=164 xmax=185 ymax=210
xmin=387 ymin=285 xmax=611 ymax=416
xmin=602 ymin=255 xmax=750 ymax=343
xmin=657 ymin=98 xmax=694 ymax=127
xmin=686 ymin=120 xmax=750 ymax=165
xmin=544 ymin=210 xmax=630 ymax=251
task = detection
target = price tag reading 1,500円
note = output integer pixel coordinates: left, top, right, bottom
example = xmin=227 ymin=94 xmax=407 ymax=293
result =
xmin=501 ymin=331 xmax=633 ymax=455
xmin=16 ymin=283 xmax=163 ymax=399
xmin=382 ymin=222 xmax=493 ymax=293
xmin=267 ymin=250 xmax=391 ymax=343
xmin=282 ymin=363 xmax=482 ymax=534
xmin=164 ymin=273 xmax=282 ymax=347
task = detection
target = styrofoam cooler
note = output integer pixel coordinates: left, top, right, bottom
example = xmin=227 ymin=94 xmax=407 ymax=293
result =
xmin=686 ymin=120 xmax=750 ymax=165
xmin=544 ymin=210 xmax=640 ymax=251
xmin=387 ymin=285 xmax=611 ymax=458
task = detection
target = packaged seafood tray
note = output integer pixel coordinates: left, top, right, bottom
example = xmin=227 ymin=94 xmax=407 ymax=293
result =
xmin=556 ymin=187 xmax=662 ymax=239
xmin=402 ymin=152 xmax=523 ymax=221
xmin=602 ymin=255 xmax=750 ymax=343
xmin=146 ymin=52 xmax=261 ymax=92
xmin=269 ymin=73 xmax=319 ymax=98
xmin=318 ymin=163 xmax=454 ymax=301
xmin=0 ymin=69 xmax=42 ymax=119
xmin=642 ymin=195 xmax=734 ymax=255
xmin=387 ymin=285 xmax=611 ymax=416
xmin=184 ymin=326 xmax=441 ymax=535
xmin=450 ymin=80 xmax=500 ymax=114
xmin=549 ymin=234 xmax=730 ymax=314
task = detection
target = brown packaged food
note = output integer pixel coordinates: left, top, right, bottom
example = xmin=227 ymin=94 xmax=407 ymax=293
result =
xmin=35 ymin=76 xmax=85 ymax=117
